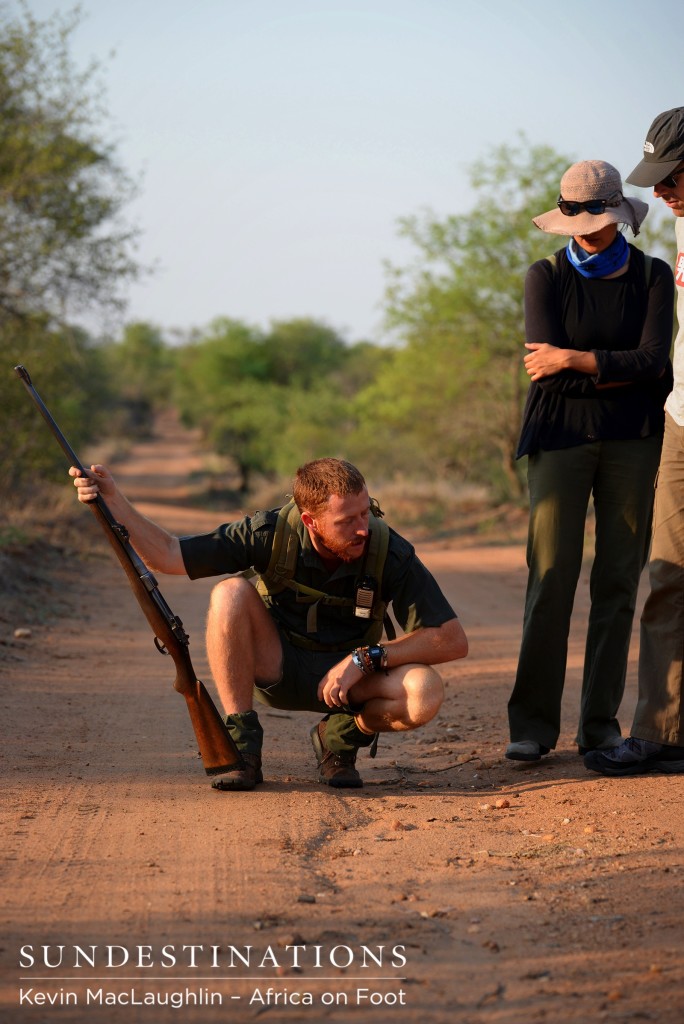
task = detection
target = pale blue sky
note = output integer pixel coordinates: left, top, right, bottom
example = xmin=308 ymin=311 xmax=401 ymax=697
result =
xmin=18 ymin=0 xmax=683 ymax=341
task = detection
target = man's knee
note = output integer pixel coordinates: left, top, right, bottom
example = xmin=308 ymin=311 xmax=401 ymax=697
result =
xmin=348 ymin=664 xmax=447 ymax=736
xmin=402 ymin=665 xmax=444 ymax=726
xmin=207 ymin=576 xmax=263 ymax=626
xmin=206 ymin=577 xmax=258 ymax=614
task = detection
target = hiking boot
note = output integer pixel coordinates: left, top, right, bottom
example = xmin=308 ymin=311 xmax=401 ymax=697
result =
xmin=584 ymin=736 xmax=684 ymax=777
xmin=505 ymin=740 xmax=550 ymax=762
xmin=212 ymin=710 xmax=264 ymax=791
xmin=211 ymin=752 xmax=263 ymax=791
xmin=310 ymin=719 xmax=363 ymax=788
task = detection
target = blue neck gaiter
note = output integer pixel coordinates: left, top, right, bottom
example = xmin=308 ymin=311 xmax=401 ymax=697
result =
xmin=566 ymin=231 xmax=629 ymax=279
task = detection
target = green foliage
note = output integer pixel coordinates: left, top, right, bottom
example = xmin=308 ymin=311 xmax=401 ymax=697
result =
xmin=1 ymin=319 xmax=114 ymax=495
xmin=173 ymin=317 xmax=371 ymax=491
xmin=264 ymin=319 xmax=349 ymax=386
xmin=207 ymin=379 xmax=287 ymax=490
xmin=0 ymin=3 xmax=141 ymax=497
xmin=99 ymin=322 xmax=176 ymax=436
xmin=173 ymin=318 xmax=267 ymax=444
xmin=379 ymin=136 xmax=572 ymax=498
xmin=0 ymin=3 xmax=138 ymax=324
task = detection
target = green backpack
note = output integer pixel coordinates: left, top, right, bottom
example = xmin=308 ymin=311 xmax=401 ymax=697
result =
xmin=253 ymin=499 xmax=395 ymax=646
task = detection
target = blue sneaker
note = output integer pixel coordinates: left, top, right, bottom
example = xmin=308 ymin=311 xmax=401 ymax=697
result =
xmin=577 ymin=736 xmax=622 ymax=756
xmin=584 ymin=736 xmax=684 ymax=776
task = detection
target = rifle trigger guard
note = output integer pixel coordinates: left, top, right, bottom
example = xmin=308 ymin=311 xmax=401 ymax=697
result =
xmin=154 ymin=636 xmax=169 ymax=655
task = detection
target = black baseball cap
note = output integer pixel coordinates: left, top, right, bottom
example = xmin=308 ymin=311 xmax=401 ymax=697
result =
xmin=626 ymin=107 xmax=684 ymax=187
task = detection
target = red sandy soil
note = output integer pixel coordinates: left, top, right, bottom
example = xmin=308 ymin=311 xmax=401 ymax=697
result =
xmin=1 ymin=414 xmax=683 ymax=1024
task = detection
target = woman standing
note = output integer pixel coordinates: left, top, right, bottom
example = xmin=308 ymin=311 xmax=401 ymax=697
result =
xmin=507 ymin=160 xmax=674 ymax=761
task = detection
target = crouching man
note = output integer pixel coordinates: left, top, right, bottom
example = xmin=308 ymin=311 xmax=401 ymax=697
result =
xmin=71 ymin=457 xmax=468 ymax=791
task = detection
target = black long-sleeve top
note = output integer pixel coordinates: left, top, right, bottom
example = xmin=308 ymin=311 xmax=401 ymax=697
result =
xmin=516 ymin=245 xmax=675 ymax=458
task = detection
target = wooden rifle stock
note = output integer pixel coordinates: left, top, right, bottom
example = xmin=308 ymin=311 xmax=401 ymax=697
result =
xmin=15 ymin=364 xmax=243 ymax=777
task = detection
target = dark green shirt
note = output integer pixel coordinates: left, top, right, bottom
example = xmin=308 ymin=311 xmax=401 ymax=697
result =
xmin=180 ymin=509 xmax=456 ymax=648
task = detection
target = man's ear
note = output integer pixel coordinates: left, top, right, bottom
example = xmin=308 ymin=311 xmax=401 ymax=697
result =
xmin=300 ymin=510 xmax=315 ymax=531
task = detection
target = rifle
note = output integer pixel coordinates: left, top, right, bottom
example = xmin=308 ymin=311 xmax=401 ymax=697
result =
xmin=15 ymin=365 xmax=243 ymax=777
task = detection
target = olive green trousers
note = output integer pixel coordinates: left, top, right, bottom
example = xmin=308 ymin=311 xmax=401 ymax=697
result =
xmin=508 ymin=435 xmax=662 ymax=751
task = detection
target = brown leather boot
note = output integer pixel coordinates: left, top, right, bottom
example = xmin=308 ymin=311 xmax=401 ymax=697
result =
xmin=310 ymin=718 xmax=363 ymax=788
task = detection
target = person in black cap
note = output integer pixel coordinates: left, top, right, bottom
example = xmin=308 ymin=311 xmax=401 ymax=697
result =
xmin=585 ymin=108 xmax=684 ymax=776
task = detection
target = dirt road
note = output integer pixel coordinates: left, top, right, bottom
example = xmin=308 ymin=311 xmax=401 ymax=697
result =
xmin=2 ymin=417 xmax=683 ymax=1024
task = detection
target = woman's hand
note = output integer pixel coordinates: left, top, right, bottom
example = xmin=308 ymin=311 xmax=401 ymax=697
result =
xmin=523 ymin=342 xmax=567 ymax=380
xmin=524 ymin=343 xmax=599 ymax=381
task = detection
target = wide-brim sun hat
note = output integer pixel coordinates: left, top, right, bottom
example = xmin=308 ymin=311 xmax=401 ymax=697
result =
xmin=532 ymin=160 xmax=648 ymax=237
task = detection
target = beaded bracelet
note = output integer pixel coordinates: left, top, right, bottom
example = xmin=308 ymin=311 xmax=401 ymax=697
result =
xmin=352 ymin=644 xmax=389 ymax=675
xmin=350 ymin=649 xmax=367 ymax=675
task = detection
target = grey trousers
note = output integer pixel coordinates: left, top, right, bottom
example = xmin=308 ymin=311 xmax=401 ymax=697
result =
xmin=633 ymin=414 xmax=684 ymax=745
xmin=508 ymin=435 xmax=662 ymax=750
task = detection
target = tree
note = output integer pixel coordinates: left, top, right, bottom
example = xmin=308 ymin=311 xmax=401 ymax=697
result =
xmin=100 ymin=321 xmax=175 ymax=435
xmin=263 ymin=318 xmax=349 ymax=387
xmin=174 ymin=317 xmax=363 ymax=492
xmin=378 ymin=137 xmax=572 ymax=499
xmin=207 ymin=379 xmax=287 ymax=494
xmin=1 ymin=319 xmax=113 ymax=496
xmin=0 ymin=3 xmax=141 ymax=498
xmin=0 ymin=3 xmax=139 ymax=325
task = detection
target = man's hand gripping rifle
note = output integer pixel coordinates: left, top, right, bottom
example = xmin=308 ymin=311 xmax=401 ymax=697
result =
xmin=15 ymin=365 xmax=243 ymax=778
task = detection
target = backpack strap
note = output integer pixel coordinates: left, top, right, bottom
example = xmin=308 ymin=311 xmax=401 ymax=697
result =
xmin=366 ymin=505 xmax=394 ymax=640
xmin=263 ymin=500 xmax=300 ymax=587
xmin=644 ymin=253 xmax=652 ymax=287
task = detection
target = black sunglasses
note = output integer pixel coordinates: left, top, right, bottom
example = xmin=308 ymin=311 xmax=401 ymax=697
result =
xmin=557 ymin=191 xmax=623 ymax=217
xmin=658 ymin=169 xmax=684 ymax=189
